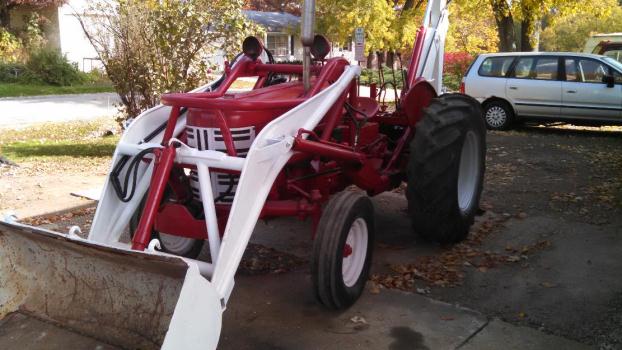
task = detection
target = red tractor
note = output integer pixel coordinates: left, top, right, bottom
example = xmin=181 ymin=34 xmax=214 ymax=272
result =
xmin=0 ymin=0 xmax=485 ymax=348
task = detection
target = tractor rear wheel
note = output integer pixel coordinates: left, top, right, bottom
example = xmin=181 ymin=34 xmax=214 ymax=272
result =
xmin=407 ymin=93 xmax=485 ymax=244
xmin=311 ymin=191 xmax=375 ymax=310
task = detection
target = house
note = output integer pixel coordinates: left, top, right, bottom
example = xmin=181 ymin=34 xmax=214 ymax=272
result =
xmin=9 ymin=2 xmax=356 ymax=72
xmin=7 ymin=0 xmax=101 ymax=71
xmin=243 ymin=10 xmax=356 ymax=65
xmin=244 ymin=10 xmax=302 ymax=62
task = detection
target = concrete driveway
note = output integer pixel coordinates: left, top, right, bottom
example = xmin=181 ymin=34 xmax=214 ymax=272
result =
xmin=0 ymin=93 xmax=120 ymax=129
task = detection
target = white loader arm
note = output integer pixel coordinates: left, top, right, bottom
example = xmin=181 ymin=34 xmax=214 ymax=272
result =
xmin=409 ymin=0 xmax=450 ymax=93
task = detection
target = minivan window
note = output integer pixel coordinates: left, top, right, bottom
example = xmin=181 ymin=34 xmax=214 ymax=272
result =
xmin=603 ymin=56 xmax=622 ymax=72
xmin=478 ymin=56 xmax=514 ymax=77
xmin=565 ymin=59 xmax=579 ymax=81
xmin=534 ymin=58 xmax=558 ymax=80
xmin=566 ymin=58 xmax=610 ymax=83
xmin=513 ymin=57 xmax=535 ymax=78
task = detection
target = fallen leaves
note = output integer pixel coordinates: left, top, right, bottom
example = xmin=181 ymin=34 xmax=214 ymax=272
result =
xmin=239 ymin=244 xmax=306 ymax=275
xmin=540 ymin=282 xmax=558 ymax=288
xmin=371 ymin=214 xmax=554 ymax=291
xmin=20 ymin=206 xmax=96 ymax=227
xmin=369 ymin=282 xmax=381 ymax=294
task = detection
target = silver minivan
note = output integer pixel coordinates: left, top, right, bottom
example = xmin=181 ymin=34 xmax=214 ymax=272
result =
xmin=462 ymin=52 xmax=622 ymax=129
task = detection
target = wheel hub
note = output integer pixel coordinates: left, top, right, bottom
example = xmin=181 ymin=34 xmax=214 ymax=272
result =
xmin=457 ymin=130 xmax=480 ymax=214
xmin=485 ymin=106 xmax=507 ymax=128
xmin=342 ymin=218 xmax=368 ymax=288
xmin=343 ymin=244 xmax=353 ymax=258
xmin=158 ymin=232 xmax=196 ymax=255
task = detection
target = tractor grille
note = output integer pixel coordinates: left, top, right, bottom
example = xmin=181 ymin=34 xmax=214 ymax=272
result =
xmin=185 ymin=125 xmax=255 ymax=203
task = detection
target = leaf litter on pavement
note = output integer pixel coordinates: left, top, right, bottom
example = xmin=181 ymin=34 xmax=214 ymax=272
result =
xmin=370 ymin=210 xmax=552 ymax=291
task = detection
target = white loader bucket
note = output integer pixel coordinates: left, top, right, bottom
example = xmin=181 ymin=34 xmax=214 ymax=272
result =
xmin=0 ymin=221 xmax=223 ymax=350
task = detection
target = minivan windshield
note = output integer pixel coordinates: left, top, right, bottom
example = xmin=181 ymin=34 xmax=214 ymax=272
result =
xmin=602 ymin=56 xmax=622 ymax=73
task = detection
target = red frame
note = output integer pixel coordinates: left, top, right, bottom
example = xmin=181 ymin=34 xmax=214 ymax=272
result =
xmin=130 ymin=29 xmax=435 ymax=251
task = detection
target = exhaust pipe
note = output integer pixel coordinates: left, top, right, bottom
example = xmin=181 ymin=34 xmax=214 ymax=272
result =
xmin=301 ymin=0 xmax=316 ymax=92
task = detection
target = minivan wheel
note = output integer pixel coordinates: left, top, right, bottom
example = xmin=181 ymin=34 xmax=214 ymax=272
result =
xmin=483 ymin=100 xmax=514 ymax=130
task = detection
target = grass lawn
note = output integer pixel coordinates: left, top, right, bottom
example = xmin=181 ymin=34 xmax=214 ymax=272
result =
xmin=0 ymin=118 xmax=119 ymax=162
xmin=0 ymin=82 xmax=115 ymax=98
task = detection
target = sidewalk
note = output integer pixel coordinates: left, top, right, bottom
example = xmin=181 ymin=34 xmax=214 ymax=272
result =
xmin=0 ymin=269 xmax=592 ymax=349
xmin=0 ymin=93 xmax=119 ymax=129
xmin=220 ymin=271 xmax=592 ymax=350
xmin=0 ymin=198 xmax=596 ymax=350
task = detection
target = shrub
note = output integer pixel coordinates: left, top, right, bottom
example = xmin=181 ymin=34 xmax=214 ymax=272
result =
xmin=444 ymin=52 xmax=474 ymax=77
xmin=25 ymin=49 xmax=85 ymax=86
xmin=360 ymin=66 xmax=405 ymax=89
xmin=0 ymin=63 xmax=26 ymax=83
xmin=443 ymin=52 xmax=474 ymax=91
xmin=81 ymin=68 xmax=109 ymax=84
xmin=77 ymin=0 xmax=262 ymax=121
xmin=0 ymin=29 xmax=25 ymax=63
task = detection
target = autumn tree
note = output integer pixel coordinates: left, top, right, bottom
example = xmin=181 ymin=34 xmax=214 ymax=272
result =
xmin=316 ymin=0 xmax=395 ymax=54
xmin=474 ymin=0 xmax=594 ymax=52
xmin=77 ymin=0 xmax=261 ymax=120
xmin=486 ymin=0 xmax=515 ymax=52
xmin=540 ymin=0 xmax=622 ymax=52
xmin=0 ymin=0 xmax=67 ymax=29
xmin=445 ymin=1 xmax=498 ymax=53
xmin=244 ymin=0 xmax=301 ymax=15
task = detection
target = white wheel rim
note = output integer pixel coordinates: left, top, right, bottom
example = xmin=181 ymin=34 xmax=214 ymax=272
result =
xmin=342 ymin=218 xmax=368 ymax=288
xmin=485 ymin=106 xmax=507 ymax=128
xmin=457 ymin=130 xmax=480 ymax=214
xmin=158 ymin=233 xmax=196 ymax=255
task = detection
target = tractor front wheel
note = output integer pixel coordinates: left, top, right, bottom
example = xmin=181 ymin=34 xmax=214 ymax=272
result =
xmin=129 ymin=190 xmax=204 ymax=259
xmin=407 ymin=93 xmax=486 ymax=244
xmin=311 ymin=191 xmax=375 ymax=310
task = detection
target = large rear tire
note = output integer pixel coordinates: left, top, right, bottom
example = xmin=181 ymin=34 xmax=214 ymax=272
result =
xmin=407 ymin=93 xmax=486 ymax=244
xmin=311 ymin=191 xmax=375 ymax=310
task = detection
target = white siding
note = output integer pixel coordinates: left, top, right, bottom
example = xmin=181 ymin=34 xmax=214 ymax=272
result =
xmin=58 ymin=0 xmax=102 ymax=71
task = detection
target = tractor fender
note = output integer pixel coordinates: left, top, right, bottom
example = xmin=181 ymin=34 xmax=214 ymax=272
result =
xmin=401 ymin=78 xmax=437 ymax=128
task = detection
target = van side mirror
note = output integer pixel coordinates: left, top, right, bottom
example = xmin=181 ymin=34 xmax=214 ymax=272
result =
xmin=603 ymin=75 xmax=615 ymax=88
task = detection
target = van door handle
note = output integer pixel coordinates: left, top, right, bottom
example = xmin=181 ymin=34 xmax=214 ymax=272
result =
xmin=566 ymin=90 xmax=577 ymax=93
xmin=509 ymin=86 xmax=518 ymax=90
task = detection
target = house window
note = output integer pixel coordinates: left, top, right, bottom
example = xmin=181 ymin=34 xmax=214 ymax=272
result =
xmin=267 ymin=33 xmax=290 ymax=57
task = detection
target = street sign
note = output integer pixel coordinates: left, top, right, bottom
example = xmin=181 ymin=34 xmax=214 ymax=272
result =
xmin=354 ymin=27 xmax=366 ymax=62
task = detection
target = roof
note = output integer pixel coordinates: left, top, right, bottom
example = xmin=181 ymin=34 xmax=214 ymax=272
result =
xmin=478 ymin=52 xmax=608 ymax=59
xmin=592 ymin=33 xmax=622 ymax=37
xmin=243 ymin=10 xmax=300 ymax=32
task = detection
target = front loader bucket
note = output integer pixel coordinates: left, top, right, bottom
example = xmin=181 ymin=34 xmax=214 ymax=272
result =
xmin=0 ymin=221 xmax=223 ymax=350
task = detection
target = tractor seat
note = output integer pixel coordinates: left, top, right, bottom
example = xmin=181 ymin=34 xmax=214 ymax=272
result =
xmin=348 ymin=96 xmax=380 ymax=120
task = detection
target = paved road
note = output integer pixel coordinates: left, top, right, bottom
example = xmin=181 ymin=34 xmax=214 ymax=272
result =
xmin=0 ymin=195 xmax=592 ymax=349
xmin=0 ymin=88 xmax=399 ymax=131
xmin=0 ymin=93 xmax=120 ymax=129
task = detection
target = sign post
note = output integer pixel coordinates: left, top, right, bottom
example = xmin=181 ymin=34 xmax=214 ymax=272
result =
xmin=354 ymin=27 xmax=366 ymax=62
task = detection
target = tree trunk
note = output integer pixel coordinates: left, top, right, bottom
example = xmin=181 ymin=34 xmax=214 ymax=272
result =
xmin=376 ymin=51 xmax=386 ymax=68
xmin=520 ymin=19 xmax=532 ymax=51
xmin=403 ymin=0 xmax=425 ymax=11
xmin=490 ymin=0 xmax=516 ymax=52
xmin=0 ymin=4 xmax=11 ymax=29
xmin=520 ymin=17 xmax=541 ymax=51
xmin=366 ymin=52 xmax=376 ymax=69
xmin=387 ymin=51 xmax=395 ymax=69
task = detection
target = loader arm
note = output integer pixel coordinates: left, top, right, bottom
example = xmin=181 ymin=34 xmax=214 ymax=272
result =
xmin=210 ymin=66 xmax=360 ymax=302
xmin=406 ymin=0 xmax=450 ymax=94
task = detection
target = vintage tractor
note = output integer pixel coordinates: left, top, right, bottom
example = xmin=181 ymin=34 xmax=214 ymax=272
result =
xmin=0 ymin=0 xmax=484 ymax=349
